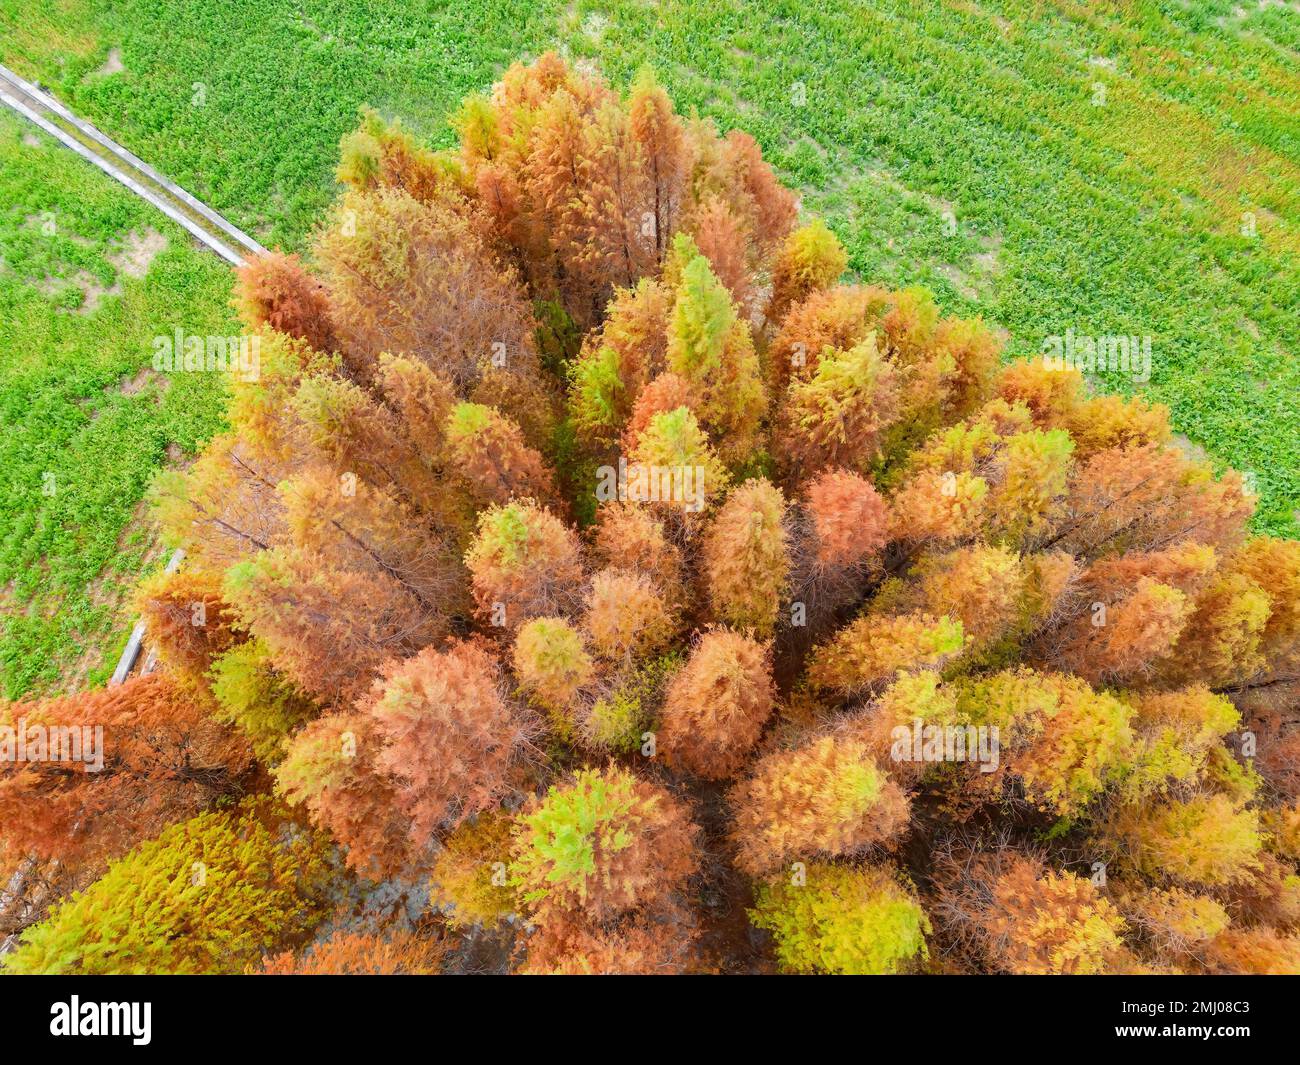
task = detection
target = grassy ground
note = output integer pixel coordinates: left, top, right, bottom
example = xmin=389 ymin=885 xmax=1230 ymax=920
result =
xmin=0 ymin=0 xmax=1295 ymax=695
xmin=0 ymin=0 xmax=566 ymax=249
xmin=0 ymin=113 xmax=232 ymax=697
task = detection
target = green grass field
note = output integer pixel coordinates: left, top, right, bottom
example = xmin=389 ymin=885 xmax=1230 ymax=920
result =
xmin=0 ymin=113 xmax=232 ymax=697
xmin=0 ymin=0 xmax=1296 ymax=696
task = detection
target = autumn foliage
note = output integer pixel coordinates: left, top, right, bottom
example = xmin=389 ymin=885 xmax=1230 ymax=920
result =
xmin=510 ymin=766 xmax=698 ymax=928
xmin=257 ymin=929 xmax=447 ymax=975
xmin=5 ymin=54 xmax=1298 ymax=976
xmin=751 ymin=862 xmax=929 ymax=974
xmin=3 ymin=798 xmax=331 ymax=974
xmin=0 ymin=673 xmax=251 ymax=870
xmin=659 ymin=630 xmax=775 ymax=779
xmin=274 ymin=640 xmax=533 ymax=878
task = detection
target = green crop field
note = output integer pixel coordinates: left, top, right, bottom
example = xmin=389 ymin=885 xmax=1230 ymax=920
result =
xmin=0 ymin=111 xmax=234 ymax=697
xmin=0 ymin=0 xmax=1296 ymax=698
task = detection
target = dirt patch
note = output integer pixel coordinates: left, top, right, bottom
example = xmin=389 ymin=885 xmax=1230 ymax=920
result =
xmin=1171 ymin=432 xmax=1210 ymax=464
xmin=21 ymin=132 xmax=43 ymax=148
xmin=24 ymin=222 xmax=160 ymax=314
xmin=108 ymin=228 xmax=167 ymax=279
xmin=116 ymin=366 xmax=160 ymax=396
xmin=95 ymin=47 xmax=124 ymax=77
xmin=21 ymin=212 xmax=77 ymax=241
xmin=974 ymin=232 xmax=1003 ymax=274
xmin=788 ymin=133 xmax=829 ymax=161
xmin=78 ymin=274 xmax=118 ymax=314
xmin=35 ymin=270 xmax=120 ymax=314
xmin=940 ymin=234 xmax=1003 ymax=302
xmin=936 ymin=264 xmax=979 ymax=301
